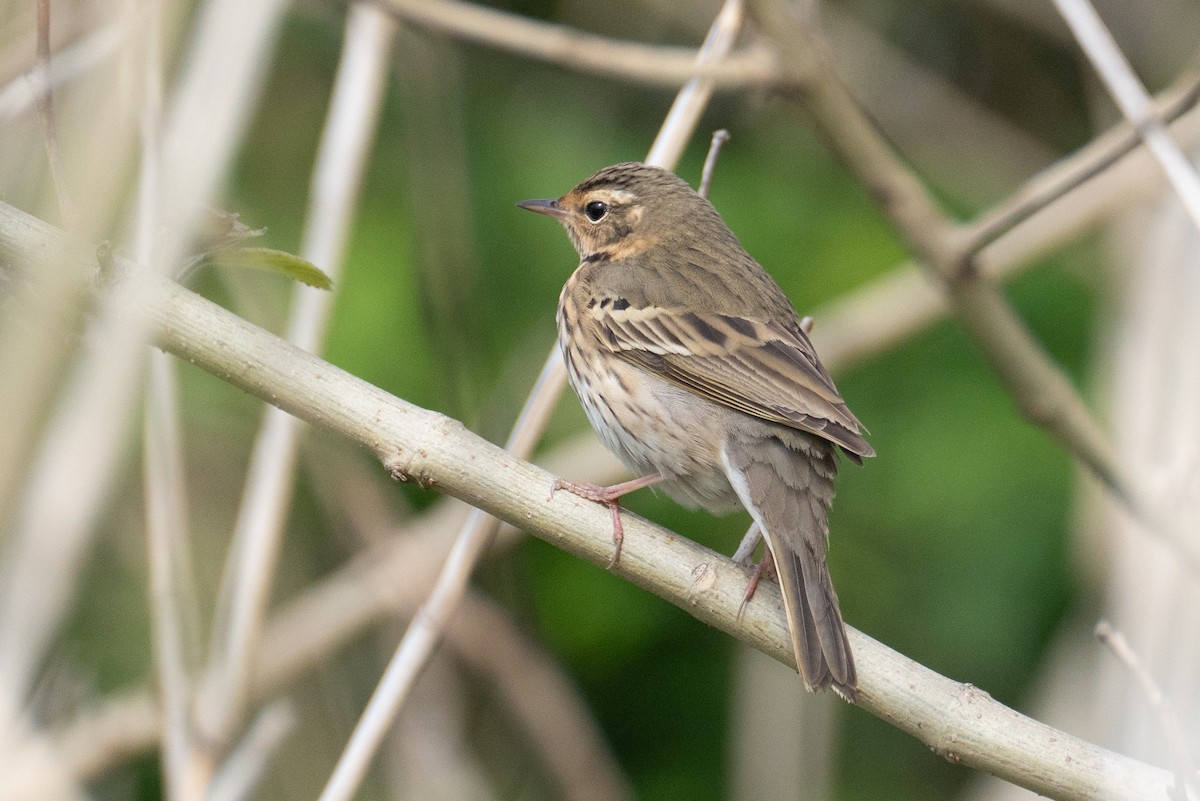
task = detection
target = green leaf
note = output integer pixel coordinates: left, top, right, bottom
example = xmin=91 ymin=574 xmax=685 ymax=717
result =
xmin=208 ymin=247 xmax=332 ymax=290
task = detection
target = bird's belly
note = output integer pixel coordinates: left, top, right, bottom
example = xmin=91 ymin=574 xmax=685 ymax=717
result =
xmin=562 ymin=342 xmax=740 ymax=512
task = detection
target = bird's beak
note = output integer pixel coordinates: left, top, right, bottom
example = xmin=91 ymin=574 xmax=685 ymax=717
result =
xmin=517 ymin=198 xmax=568 ymax=220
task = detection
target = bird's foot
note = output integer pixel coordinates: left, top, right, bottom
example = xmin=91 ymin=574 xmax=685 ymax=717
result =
xmin=736 ymin=549 xmax=778 ymax=620
xmin=550 ymin=473 xmax=661 ymax=568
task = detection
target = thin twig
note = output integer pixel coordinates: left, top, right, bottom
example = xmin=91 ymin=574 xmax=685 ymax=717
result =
xmin=0 ymin=22 xmax=124 ymax=126
xmin=1095 ymin=621 xmax=1200 ymax=801
xmin=810 ymin=71 xmax=1200 ymax=374
xmin=645 ymin=0 xmax=744 ymax=169
xmin=822 ymin=5 xmax=1056 ymax=208
xmin=34 ymin=0 xmax=75 ymax=228
xmin=145 ymin=355 xmax=203 ymax=801
xmin=369 ymin=0 xmax=773 ymax=89
xmin=699 ymin=129 xmax=731 ymax=198
xmin=135 ymin=2 xmax=204 ymax=797
xmin=1052 ymin=0 xmax=1200 ymax=234
xmin=961 ymin=70 xmax=1200 ymax=254
xmin=202 ymin=701 xmax=296 ymax=801
xmin=450 ymin=593 xmax=636 ymax=801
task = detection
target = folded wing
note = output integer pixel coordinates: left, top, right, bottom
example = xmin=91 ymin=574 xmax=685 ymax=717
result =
xmin=592 ymin=301 xmax=874 ymax=461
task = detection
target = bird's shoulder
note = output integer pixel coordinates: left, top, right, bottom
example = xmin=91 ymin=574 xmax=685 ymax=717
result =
xmin=577 ymin=227 xmax=799 ymax=328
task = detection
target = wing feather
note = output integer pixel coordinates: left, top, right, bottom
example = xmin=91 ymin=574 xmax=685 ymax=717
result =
xmin=596 ymin=303 xmax=874 ymax=460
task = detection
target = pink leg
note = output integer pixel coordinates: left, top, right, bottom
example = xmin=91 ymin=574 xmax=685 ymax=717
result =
xmin=551 ymin=473 xmax=662 ymax=567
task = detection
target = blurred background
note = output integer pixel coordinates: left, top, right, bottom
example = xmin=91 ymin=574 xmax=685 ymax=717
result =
xmin=1 ymin=0 xmax=1198 ymax=799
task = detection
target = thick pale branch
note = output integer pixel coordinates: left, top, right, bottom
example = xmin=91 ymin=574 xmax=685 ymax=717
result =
xmin=0 ymin=202 xmax=1176 ymax=801
xmin=128 ymin=283 xmax=1196 ymax=801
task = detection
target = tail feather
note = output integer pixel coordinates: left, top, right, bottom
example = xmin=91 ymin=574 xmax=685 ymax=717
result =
xmin=721 ymin=430 xmax=857 ymax=699
xmin=792 ymin=543 xmax=854 ymax=691
xmin=780 ymin=548 xmax=832 ymax=685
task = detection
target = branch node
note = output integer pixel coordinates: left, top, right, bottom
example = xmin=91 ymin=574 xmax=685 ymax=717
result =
xmin=383 ymin=450 xmax=412 ymax=483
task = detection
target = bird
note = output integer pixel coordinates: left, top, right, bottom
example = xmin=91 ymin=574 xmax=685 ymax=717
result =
xmin=518 ymin=162 xmax=873 ymax=699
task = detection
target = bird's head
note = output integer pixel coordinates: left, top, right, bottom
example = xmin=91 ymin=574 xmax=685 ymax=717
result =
xmin=518 ymin=162 xmax=700 ymax=261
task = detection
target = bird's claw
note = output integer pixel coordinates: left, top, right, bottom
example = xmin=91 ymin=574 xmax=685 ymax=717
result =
xmin=550 ymin=478 xmax=625 ymax=567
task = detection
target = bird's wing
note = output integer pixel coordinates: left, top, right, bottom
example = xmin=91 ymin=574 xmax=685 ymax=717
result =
xmin=593 ymin=302 xmax=874 ymax=460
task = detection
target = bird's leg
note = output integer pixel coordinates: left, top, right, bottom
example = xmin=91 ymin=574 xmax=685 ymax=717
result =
xmin=551 ymin=472 xmax=662 ymax=567
xmin=742 ymin=549 xmax=777 ymax=603
xmin=734 ymin=522 xmax=777 ymax=620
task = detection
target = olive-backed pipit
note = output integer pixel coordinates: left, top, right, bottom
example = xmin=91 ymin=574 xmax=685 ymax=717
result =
xmin=519 ymin=162 xmax=873 ymax=699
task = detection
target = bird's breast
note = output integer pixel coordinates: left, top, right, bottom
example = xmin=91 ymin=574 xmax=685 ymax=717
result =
xmin=557 ymin=273 xmax=739 ymax=512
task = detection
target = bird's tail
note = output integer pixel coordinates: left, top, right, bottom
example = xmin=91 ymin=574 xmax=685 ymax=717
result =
xmin=721 ymin=430 xmax=857 ymax=700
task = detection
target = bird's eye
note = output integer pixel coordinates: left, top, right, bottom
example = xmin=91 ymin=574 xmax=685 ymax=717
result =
xmin=584 ymin=201 xmax=609 ymax=222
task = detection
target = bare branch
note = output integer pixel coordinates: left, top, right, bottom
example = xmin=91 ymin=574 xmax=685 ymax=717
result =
xmin=368 ymin=0 xmax=776 ymax=89
xmin=815 ymin=75 xmax=1200 ymax=375
xmin=1095 ymin=621 xmax=1200 ymax=800
xmin=34 ymin=0 xmax=76 ymax=228
xmin=961 ymin=70 xmax=1200 ymax=254
xmin=144 ymin=259 xmax=1191 ymax=801
xmin=0 ymin=23 xmax=124 ymax=126
xmin=1052 ymin=0 xmax=1200 ymax=233
xmin=749 ymin=0 xmax=1173 ymax=559
xmin=134 ymin=2 xmax=207 ymax=796
xmin=203 ymin=701 xmax=296 ymax=801
xmin=699 ymin=129 xmax=732 ymax=199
